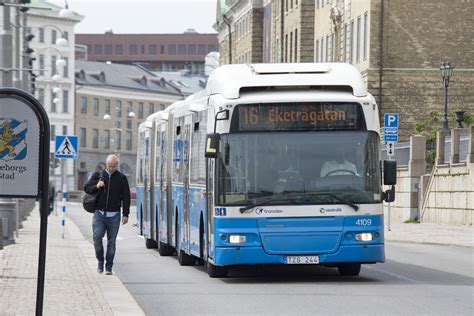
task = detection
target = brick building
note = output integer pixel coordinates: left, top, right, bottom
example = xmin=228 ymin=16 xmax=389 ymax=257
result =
xmin=216 ymin=0 xmax=474 ymax=139
xmin=74 ymin=60 xmax=184 ymax=189
xmin=75 ymin=30 xmax=218 ymax=75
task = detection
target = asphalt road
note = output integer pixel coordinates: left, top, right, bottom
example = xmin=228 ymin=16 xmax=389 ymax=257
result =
xmin=65 ymin=203 xmax=473 ymax=315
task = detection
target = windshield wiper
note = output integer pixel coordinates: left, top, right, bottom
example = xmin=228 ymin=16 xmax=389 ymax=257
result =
xmin=239 ymin=191 xmax=359 ymax=213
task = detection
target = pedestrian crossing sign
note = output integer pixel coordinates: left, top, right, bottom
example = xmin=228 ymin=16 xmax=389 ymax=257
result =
xmin=55 ymin=135 xmax=78 ymax=159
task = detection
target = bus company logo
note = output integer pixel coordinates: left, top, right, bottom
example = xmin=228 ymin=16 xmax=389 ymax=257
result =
xmin=214 ymin=208 xmax=227 ymax=216
xmin=319 ymin=207 xmax=342 ymax=214
xmin=255 ymin=208 xmax=283 ymax=215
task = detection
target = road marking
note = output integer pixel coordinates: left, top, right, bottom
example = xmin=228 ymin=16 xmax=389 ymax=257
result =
xmin=364 ymin=265 xmax=422 ymax=284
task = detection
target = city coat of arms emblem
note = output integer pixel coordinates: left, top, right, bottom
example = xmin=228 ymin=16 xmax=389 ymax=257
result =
xmin=0 ymin=118 xmax=28 ymax=161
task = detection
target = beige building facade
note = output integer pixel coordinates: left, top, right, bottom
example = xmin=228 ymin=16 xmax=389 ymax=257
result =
xmin=74 ymin=61 xmax=183 ymax=190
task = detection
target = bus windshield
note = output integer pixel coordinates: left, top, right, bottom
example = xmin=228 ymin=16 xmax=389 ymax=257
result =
xmin=216 ymin=131 xmax=382 ymax=206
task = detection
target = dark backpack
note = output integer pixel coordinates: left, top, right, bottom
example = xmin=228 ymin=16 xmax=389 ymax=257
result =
xmin=82 ymin=191 xmax=98 ymax=213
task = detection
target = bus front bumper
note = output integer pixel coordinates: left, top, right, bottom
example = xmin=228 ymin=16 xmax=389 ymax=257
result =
xmin=213 ymin=244 xmax=384 ymax=266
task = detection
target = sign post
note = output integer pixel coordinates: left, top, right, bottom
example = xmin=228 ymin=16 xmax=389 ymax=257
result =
xmin=0 ymin=88 xmax=50 ymax=316
xmin=54 ymin=135 xmax=78 ymax=238
xmin=384 ymin=113 xmax=399 ymax=232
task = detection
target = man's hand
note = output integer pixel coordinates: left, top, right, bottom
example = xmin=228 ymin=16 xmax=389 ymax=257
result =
xmin=97 ymin=180 xmax=105 ymax=189
xmin=122 ymin=216 xmax=128 ymax=225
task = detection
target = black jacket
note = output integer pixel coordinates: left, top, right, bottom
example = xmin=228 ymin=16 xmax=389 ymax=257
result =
xmin=84 ymin=169 xmax=131 ymax=217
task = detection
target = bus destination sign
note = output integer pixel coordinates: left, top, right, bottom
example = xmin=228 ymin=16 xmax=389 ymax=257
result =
xmin=233 ymin=102 xmax=365 ymax=132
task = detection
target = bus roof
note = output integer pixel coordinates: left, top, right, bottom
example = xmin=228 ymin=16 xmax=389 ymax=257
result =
xmin=206 ymin=63 xmax=368 ymax=99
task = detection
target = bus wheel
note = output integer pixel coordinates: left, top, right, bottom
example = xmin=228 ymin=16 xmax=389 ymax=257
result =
xmin=158 ymin=242 xmax=174 ymax=256
xmin=207 ymin=262 xmax=228 ymax=278
xmin=178 ymin=249 xmax=196 ymax=266
xmin=338 ymin=263 xmax=361 ymax=276
xmin=145 ymin=238 xmax=158 ymax=249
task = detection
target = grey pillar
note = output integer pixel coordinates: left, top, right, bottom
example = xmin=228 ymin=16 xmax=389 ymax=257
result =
xmin=435 ymin=130 xmax=449 ymax=165
xmin=0 ymin=1 xmax=14 ymax=87
xmin=408 ymin=135 xmax=427 ymax=221
xmin=450 ymin=128 xmax=464 ymax=164
xmin=468 ymin=125 xmax=474 ymax=165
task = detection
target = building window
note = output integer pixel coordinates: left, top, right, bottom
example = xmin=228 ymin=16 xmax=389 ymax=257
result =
xmin=325 ymin=35 xmax=329 ymax=62
xmin=93 ymin=98 xmax=99 ymax=115
xmin=93 ymin=129 xmax=99 ymax=148
xmin=129 ymin=44 xmax=138 ymax=55
xmin=331 ymin=33 xmax=335 ymax=61
xmin=80 ymin=128 xmax=87 ymax=147
xmin=62 ymin=90 xmax=68 ymax=113
xmin=127 ymin=101 xmax=133 ymax=116
xmin=63 ymin=57 xmax=68 ymax=78
xmin=116 ymin=100 xmax=122 ymax=117
xmin=344 ymin=24 xmax=348 ymax=62
xmin=127 ymin=119 xmax=132 ymax=130
xmin=198 ymin=44 xmax=206 ymax=55
xmin=80 ymin=97 xmax=87 ymax=113
xmin=39 ymin=55 xmax=45 ymax=76
xmin=116 ymin=130 xmax=121 ymax=150
xmin=105 ymin=44 xmax=113 ymax=55
xmin=51 ymin=89 xmax=57 ymax=113
xmin=50 ymin=125 xmax=55 ymax=141
xmin=141 ymin=45 xmax=145 ymax=54
xmin=51 ymin=55 xmax=57 ymax=76
xmin=51 ymin=30 xmax=57 ymax=44
xmin=105 ymin=99 xmax=111 ymax=114
xmin=94 ymin=44 xmax=103 ymax=55
xmin=315 ymin=40 xmax=319 ymax=62
xmin=289 ymin=32 xmax=293 ymax=62
xmin=62 ymin=125 xmax=67 ymax=135
xmin=178 ymin=44 xmax=186 ymax=55
xmin=285 ymin=34 xmax=288 ymax=62
xmin=138 ymin=102 xmax=144 ymax=118
xmin=160 ymin=45 xmax=165 ymax=54
xmin=39 ymin=28 xmax=44 ymax=43
xmin=363 ymin=12 xmax=368 ymax=61
xmin=62 ymin=31 xmax=69 ymax=42
xmin=295 ymin=29 xmax=298 ymax=62
xmin=104 ymin=129 xmax=110 ymax=149
xmin=207 ymin=45 xmax=216 ymax=52
xmin=321 ymin=37 xmax=324 ymax=62
xmin=149 ymin=103 xmax=154 ymax=115
xmin=188 ymin=44 xmax=196 ymax=55
xmin=285 ymin=0 xmax=288 ymax=12
xmin=350 ymin=20 xmax=354 ymax=64
xmin=160 ymin=104 xmax=165 ymax=111
xmin=168 ymin=45 xmax=176 ymax=55
xmin=38 ymin=88 xmax=45 ymax=106
xmin=126 ymin=131 xmax=132 ymax=150
xmin=115 ymin=44 xmax=123 ymax=55
xmin=356 ymin=16 xmax=361 ymax=63
xmin=149 ymin=44 xmax=157 ymax=55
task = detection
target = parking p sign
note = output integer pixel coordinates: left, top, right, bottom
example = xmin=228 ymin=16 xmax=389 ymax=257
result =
xmin=384 ymin=113 xmax=399 ymax=128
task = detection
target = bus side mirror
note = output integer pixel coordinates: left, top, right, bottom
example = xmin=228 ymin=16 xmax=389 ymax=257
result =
xmin=205 ymin=133 xmax=220 ymax=158
xmin=383 ymin=160 xmax=397 ymax=185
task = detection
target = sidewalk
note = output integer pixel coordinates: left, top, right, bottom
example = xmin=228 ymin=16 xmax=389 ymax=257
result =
xmin=385 ymin=222 xmax=473 ymax=248
xmin=0 ymin=205 xmax=144 ymax=315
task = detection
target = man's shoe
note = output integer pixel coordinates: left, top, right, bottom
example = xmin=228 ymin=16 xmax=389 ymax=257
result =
xmin=97 ymin=263 xmax=104 ymax=273
xmin=105 ymin=268 xmax=113 ymax=275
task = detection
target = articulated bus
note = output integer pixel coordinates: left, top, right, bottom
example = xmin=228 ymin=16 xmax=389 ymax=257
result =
xmin=136 ymin=63 xmax=397 ymax=277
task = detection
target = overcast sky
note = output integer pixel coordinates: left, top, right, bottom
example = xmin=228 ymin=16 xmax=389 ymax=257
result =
xmin=47 ymin=0 xmax=218 ymax=34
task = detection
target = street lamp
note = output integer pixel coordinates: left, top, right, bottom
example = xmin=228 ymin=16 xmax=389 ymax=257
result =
xmin=439 ymin=61 xmax=454 ymax=131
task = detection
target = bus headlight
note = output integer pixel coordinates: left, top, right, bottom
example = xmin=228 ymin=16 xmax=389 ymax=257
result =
xmin=355 ymin=233 xmax=373 ymax=241
xmin=229 ymin=235 xmax=246 ymax=244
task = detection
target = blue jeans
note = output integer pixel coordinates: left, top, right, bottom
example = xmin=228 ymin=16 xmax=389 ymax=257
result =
xmin=92 ymin=211 xmax=121 ymax=270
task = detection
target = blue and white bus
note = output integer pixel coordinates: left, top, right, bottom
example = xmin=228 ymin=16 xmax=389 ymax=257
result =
xmin=136 ymin=63 xmax=397 ymax=277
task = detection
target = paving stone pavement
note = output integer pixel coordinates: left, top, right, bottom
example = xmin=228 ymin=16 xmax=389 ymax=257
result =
xmin=0 ymin=205 xmax=144 ymax=316
xmin=385 ymin=221 xmax=473 ymax=248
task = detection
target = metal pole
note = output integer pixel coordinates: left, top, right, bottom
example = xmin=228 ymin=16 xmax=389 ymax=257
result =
xmin=1 ymin=1 xmax=14 ymax=87
xmin=15 ymin=198 xmax=19 ymax=238
xmin=387 ymin=201 xmax=391 ymax=231
xmin=443 ymin=78 xmax=449 ymax=131
xmin=13 ymin=4 xmax=21 ymax=89
xmin=61 ymin=158 xmax=66 ymax=239
xmin=22 ymin=7 xmax=29 ymax=92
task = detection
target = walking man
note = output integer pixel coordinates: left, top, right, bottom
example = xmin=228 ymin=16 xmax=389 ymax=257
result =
xmin=84 ymin=154 xmax=131 ymax=274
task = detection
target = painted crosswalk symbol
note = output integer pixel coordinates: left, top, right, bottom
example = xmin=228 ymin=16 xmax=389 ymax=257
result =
xmin=55 ymin=135 xmax=78 ymax=159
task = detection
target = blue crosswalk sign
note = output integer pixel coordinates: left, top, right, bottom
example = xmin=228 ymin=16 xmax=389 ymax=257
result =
xmin=55 ymin=135 xmax=78 ymax=159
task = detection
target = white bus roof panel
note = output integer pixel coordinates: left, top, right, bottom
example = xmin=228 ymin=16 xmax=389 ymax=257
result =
xmin=206 ymin=63 xmax=367 ymax=99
